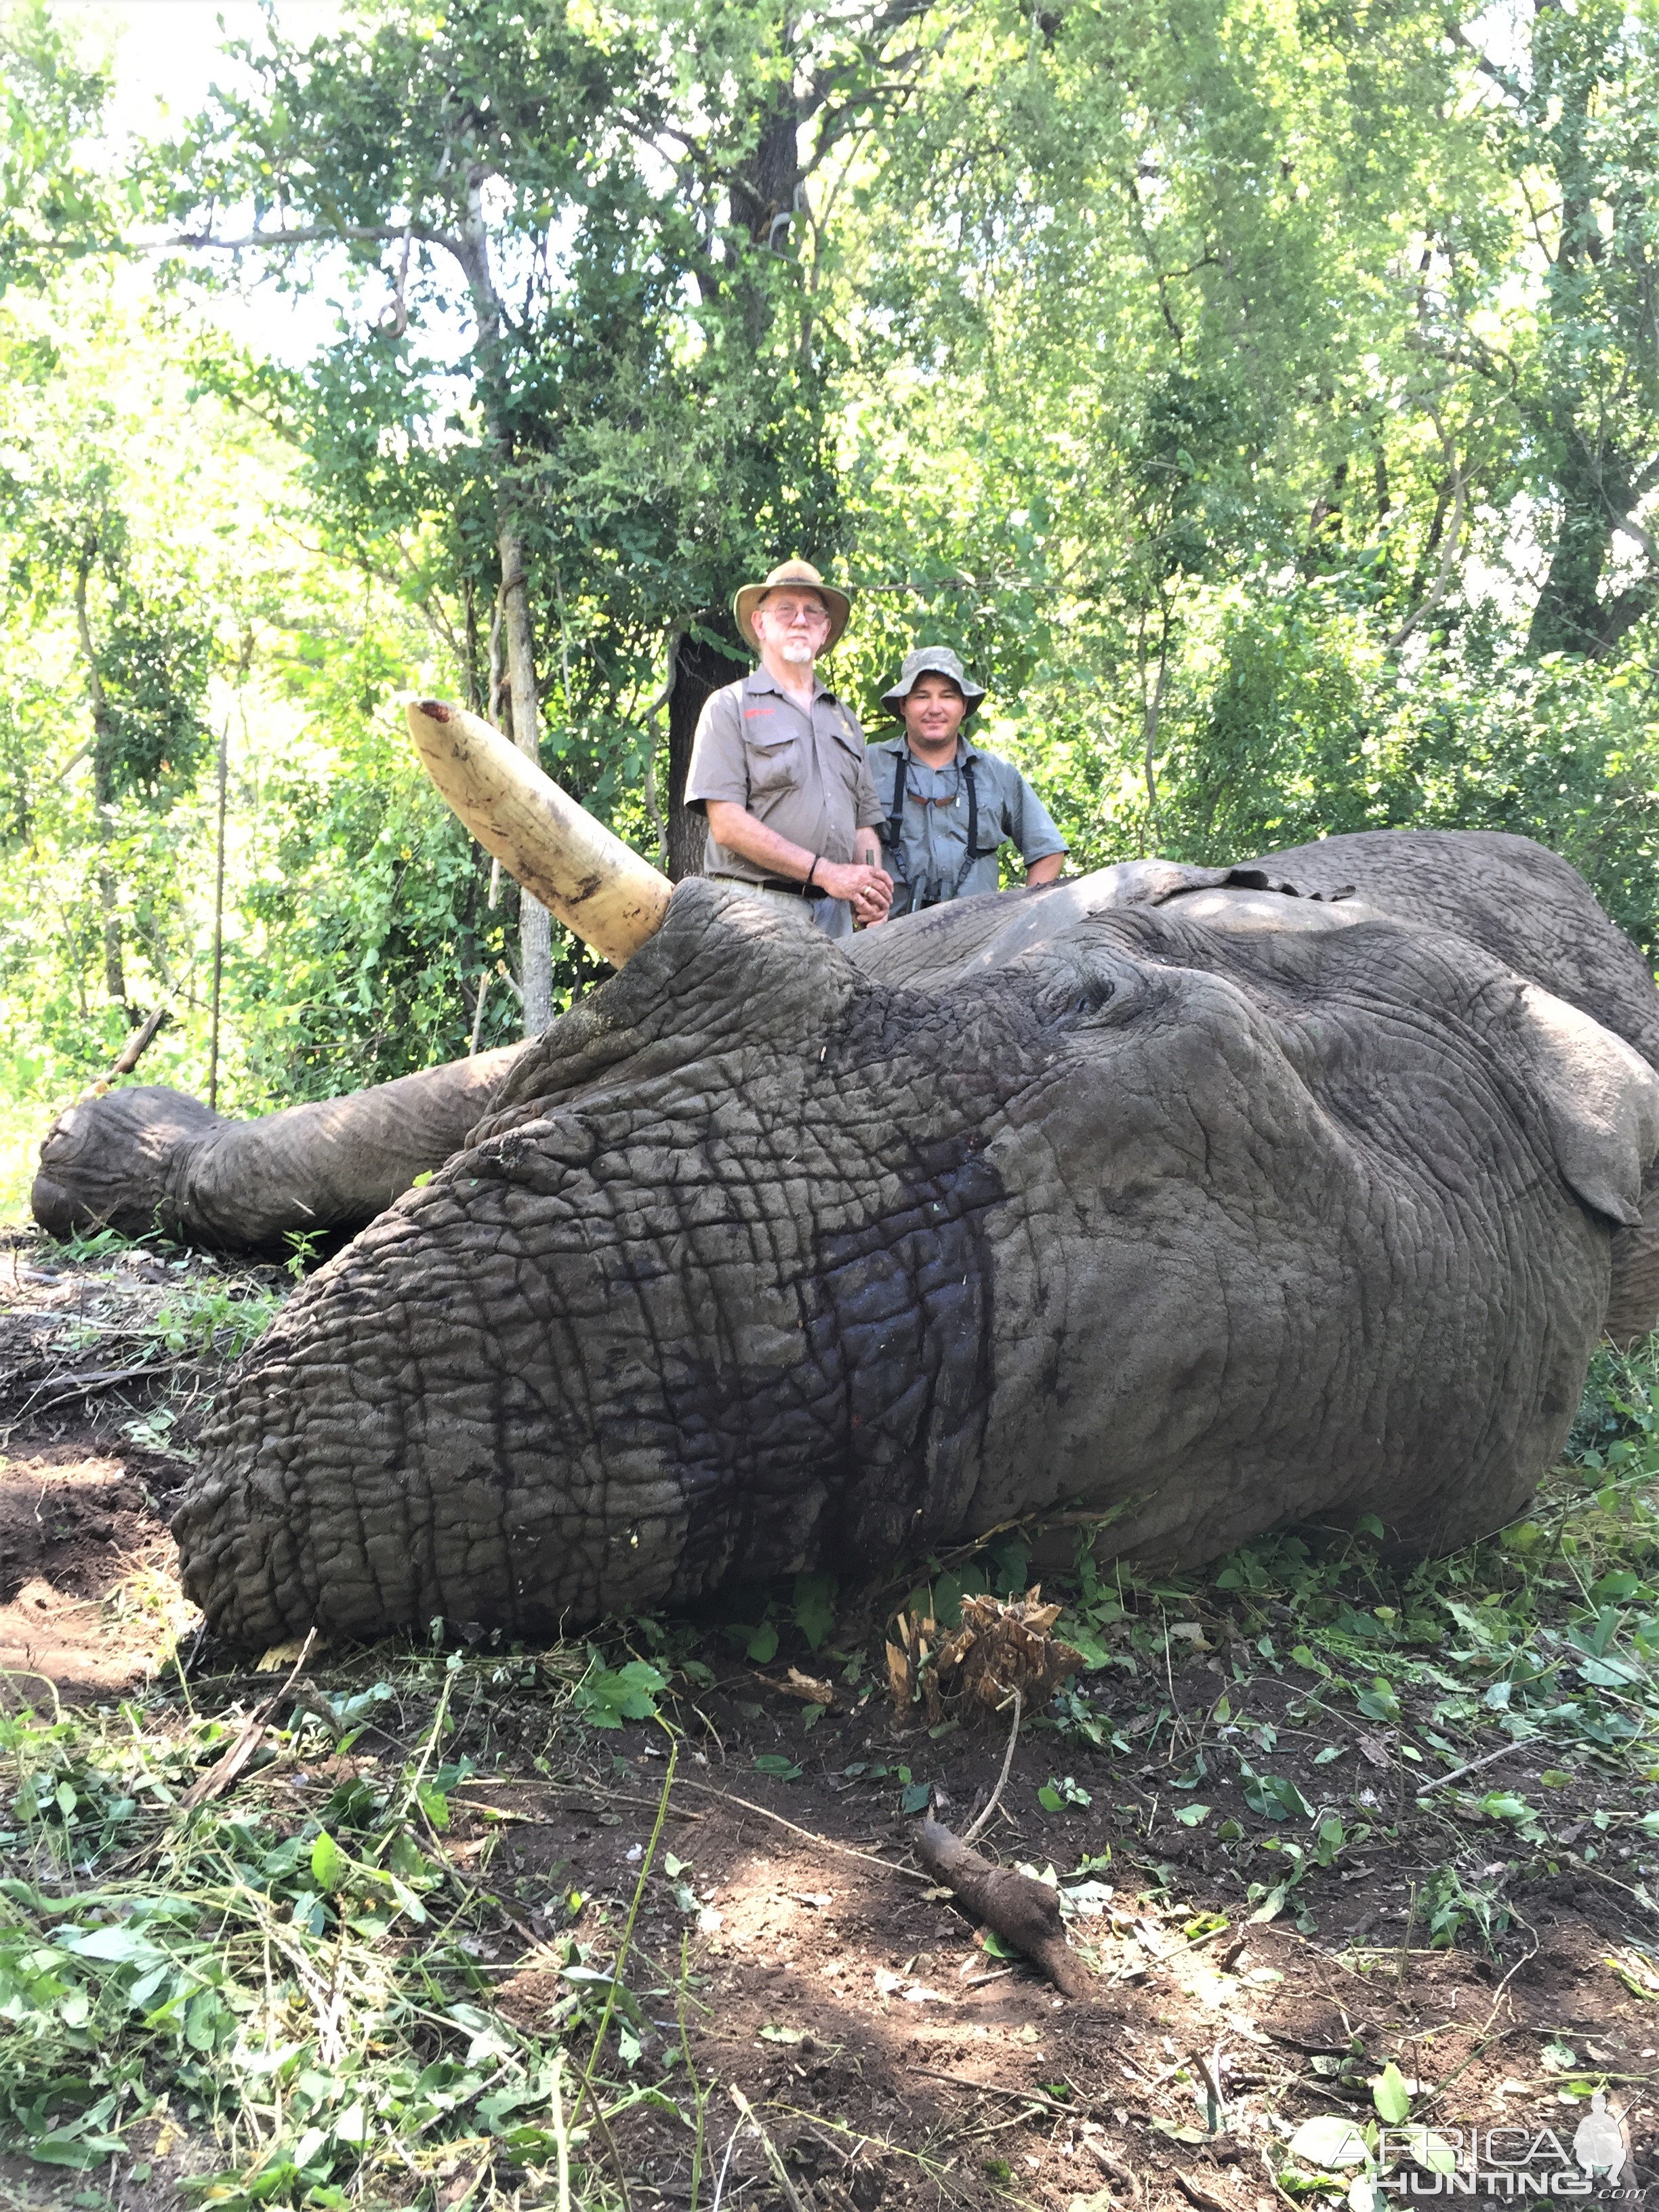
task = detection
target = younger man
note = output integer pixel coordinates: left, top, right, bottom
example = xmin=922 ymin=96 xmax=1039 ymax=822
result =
xmin=867 ymin=648 xmax=1066 ymax=915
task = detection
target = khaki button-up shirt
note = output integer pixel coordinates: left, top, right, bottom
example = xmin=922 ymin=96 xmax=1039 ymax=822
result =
xmin=685 ymin=668 xmax=884 ymax=882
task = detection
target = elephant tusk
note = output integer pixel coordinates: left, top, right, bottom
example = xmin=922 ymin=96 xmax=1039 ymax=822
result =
xmin=408 ymin=699 xmax=672 ymax=968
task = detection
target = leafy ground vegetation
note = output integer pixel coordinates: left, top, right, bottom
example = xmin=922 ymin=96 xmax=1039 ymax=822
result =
xmin=1 ymin=1226 xmax=1657 ymax=2212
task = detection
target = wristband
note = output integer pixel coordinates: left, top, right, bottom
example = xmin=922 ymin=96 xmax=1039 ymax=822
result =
xmin=805 ymin=856 xmax=819 ymax=889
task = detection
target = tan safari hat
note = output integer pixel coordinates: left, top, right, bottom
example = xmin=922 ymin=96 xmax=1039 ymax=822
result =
xmin=733 ymin=558 xmax=851 ymax=654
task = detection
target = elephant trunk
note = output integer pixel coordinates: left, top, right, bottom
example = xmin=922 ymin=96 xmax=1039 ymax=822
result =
xmin=408 ymin=700 xmax=672 ymax=968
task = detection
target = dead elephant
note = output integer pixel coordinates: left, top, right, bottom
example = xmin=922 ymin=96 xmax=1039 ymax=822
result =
xmin=136 ymin=708 xmax=1659 ymax=1647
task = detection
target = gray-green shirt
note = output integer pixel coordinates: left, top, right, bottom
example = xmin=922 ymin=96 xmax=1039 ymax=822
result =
xmin=685 ymin=667 xmax=883 ymax=882
xmin=867 ymin=736 xmax=1067 ymax=907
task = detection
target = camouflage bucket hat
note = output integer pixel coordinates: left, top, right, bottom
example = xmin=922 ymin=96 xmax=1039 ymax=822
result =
xmin=880 ymin=644 xmax=987 ymax=710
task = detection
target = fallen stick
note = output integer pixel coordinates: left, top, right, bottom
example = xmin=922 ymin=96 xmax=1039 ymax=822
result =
xmin=417 ymin=1805 xmax=540 ymax=1946
xmin=747 ymin=1666 xmax=838 ymax=1709
xmin=1414 ymin=1734 xmax=1540 ymax=1800
xmin=729 ymin=2088 xmax=808 ymax=2212
xmin=960 ymin=1687 xmax=1021 ymax=1846
xmin=177 ymin=1632 xmax=318 ymax=1815
xmin=14 ymin=1361 xmax=184 ymax=1412
xmin=1173 ymin=2171 xmax=1240 ymax=2212
xmin=914 ymin=1815 xmax=1091 ymax=1997
xmin=913 ymin=2068 xmax=1104 ymax=2119
xmin=672 ymin=1776 xmax=930 ymax=1882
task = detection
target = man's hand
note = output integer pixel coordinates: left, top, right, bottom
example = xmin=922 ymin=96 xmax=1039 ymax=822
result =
xmin=704 ymin=802 xmax=893 ymax=920
xmin=818 ymin=858 xmax=893 ymax=923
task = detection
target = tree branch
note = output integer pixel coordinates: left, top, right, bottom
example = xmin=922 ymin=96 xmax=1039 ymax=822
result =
xmin=1615 ymin=512 xmax=1658 ymax=566
xmin=1444 ymin=21 xmax=1528 ymax=106
xmin=1589 ymin=568 xmax=1659 ymax=659
xmin=167 ymin=218 xmax=462 ymax=256
xmin=1389 ymin=416 xmax=1467 ymax=651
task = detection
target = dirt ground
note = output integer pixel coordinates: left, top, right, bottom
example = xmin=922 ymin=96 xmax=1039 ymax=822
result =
xmin=0 ymin=1237 xmax=228 ymax=1698
xmin=1 ymin=1229 xmax=1656 ymax=2211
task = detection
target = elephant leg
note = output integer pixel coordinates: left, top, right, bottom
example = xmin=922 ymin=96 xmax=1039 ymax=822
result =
xmin=1606 ymin=1171 xmax=1659 ymax=1349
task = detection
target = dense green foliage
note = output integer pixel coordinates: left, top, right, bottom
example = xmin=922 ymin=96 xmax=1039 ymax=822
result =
xmin=1 ymin=0 xmax=1658 ymax=1128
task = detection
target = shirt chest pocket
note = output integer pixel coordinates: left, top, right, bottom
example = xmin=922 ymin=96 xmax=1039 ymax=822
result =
xmin=823 ymin=714 xmax=865 ymax=798
xmin=745 ymin=731 xmax=802 ymax=799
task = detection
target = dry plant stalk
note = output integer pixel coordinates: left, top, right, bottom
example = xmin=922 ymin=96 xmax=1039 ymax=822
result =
xmin=886 ymin=1586 xmax=1084 ymax=1723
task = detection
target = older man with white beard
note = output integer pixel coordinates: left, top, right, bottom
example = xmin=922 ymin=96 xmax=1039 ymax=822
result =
xmin=684 ymin=558 xmax=893 ymax=939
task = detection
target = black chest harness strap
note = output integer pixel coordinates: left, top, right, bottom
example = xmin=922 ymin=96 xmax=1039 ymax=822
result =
xmin=884 ymin=748 xmax=998 ymax=903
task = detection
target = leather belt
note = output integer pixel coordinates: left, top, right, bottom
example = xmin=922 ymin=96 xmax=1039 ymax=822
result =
xmin=713 ymin=874 xmax=827 ymax=901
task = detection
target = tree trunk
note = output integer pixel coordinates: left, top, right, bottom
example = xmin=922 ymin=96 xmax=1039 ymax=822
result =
xmin=1520 ymin=18 xmax=1653 ymax=663
xmin=497 ymin=518 xmax=554 ymax=1033
xmin=667 ymin=623 xmax=748 ymax=882
xmin=1522 ymin=407 xmax=1641 ymax=659
xmin=73 ymin=545 xmax=138 ymax=1027
xmin=729 ymin=96 xmax=806 ymax=343
xmin=96 ymin=863 xmax=129 ymax=1017
xmin=445 ymin=137 xmax=556 ymax=1039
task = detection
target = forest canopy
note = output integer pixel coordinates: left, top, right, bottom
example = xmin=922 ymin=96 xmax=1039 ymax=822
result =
xmin=3 ymin=0 xmax=1658 ymax=1134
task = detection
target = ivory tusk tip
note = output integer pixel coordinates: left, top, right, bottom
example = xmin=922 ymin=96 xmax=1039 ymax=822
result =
xmin=406 ymin=697 xmax=672 ymax=970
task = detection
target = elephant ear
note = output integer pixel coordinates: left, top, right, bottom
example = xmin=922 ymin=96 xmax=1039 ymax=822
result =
xmin=1511 ymin=983 xmax=1659 ymax=1227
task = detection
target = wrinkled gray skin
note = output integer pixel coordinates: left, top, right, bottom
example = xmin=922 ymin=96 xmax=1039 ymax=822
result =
xmin=173 ymin=829 xmax=1659 ymax=1648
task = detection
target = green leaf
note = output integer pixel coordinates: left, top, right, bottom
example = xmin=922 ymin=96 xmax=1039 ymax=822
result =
xmin=1355 ymin=1677 xmax=1401 ymax=1724
xmin=1479 ymin=1792 xmax=1533 ymax=1823
xmin=62 ymin=1926 xmax=159 ymax=1965
xmin=745 ymin=1622 xmax=779 ymax=1664
xmin=574 ymin=1660 xmax=667 ymax=1729
xmin=1287 ymin=2116 xmax=1370 ymax=2169
xmin=1174 ymin=1803 xmax=1212 ymax=1826
xmin=184 ymin=1988 xmax=227 ymax=2051
xmin=388 ymin=1878 xmax=426 ymax=1925
xmin=1397 ymin=2126 xmax=1458 ymax=2176
xmin=1038 ymin=1784 xmax=1063 ymax=1811
xmin=1373 ymin=2060 xmax=1412 ymax=2124
xmin=792 ymin=1572 xmax=838 ymax=1652
xmin=1241 ymin=1767 xmax=1315 ymax=1821
xmin=900 ymin=1781 xmax=930 ymax=1814
xmin=28 ymin=2133 xmax=125 ymax=2169
xmin=754 ymin=1754 xmax=802 ymax=1781
xmin=310 ymin=1831 xmax=346 ymax=1892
